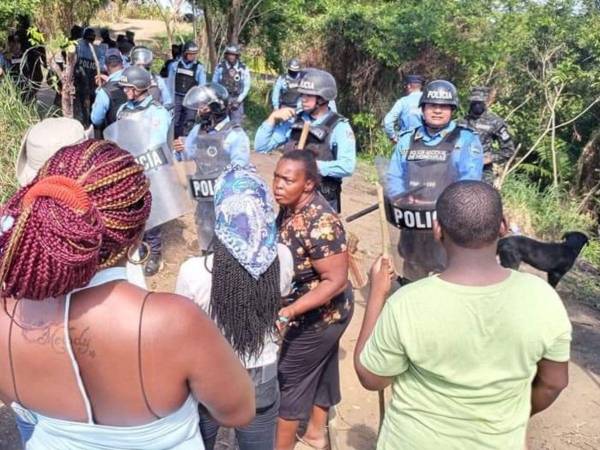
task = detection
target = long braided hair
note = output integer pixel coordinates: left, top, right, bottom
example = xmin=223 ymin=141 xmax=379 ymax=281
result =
xmin=209 ymin=239 xmax=281 ymax=360
xmin=0 ymin=139 xmax=151 ymax=301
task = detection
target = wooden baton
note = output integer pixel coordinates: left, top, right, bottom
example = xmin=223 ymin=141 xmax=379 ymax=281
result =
xmin=297 ymin=120 xmax=310 ymax=150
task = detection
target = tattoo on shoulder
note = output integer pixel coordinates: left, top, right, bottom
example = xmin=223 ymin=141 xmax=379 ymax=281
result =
xmin=22 ymin=325 xmax=97 ymax=359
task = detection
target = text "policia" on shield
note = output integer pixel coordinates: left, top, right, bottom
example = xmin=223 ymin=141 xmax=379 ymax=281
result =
xmin=387 ymin=205 xmax=437 ymax=230
xmin=135 ymin=148 xmax=168 ymax=172
xmin=189 ymin=178 xmax=217 ymax=199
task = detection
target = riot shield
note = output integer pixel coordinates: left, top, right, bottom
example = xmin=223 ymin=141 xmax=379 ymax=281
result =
xmin=184 ymin=132 xmax=231 ymax=251
xmin=376 ymin=156 xmax=446 ymax=282
xmin=104 ymin=119 xmax=194 ymax=230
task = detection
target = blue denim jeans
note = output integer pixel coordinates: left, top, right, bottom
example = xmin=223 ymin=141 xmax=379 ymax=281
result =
xmin=199 ymin=375 xmax=279 ymax=450
xmin=143 ymin=226 xmax=162 ymax=255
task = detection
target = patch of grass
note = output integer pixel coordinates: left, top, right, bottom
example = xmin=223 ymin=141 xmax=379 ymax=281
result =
xmin=0 ymin=79 xmax=43 ymax=203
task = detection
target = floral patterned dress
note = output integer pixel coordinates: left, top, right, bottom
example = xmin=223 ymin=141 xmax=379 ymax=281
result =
xmin=277 ymin=192 xmax=353 ymax=329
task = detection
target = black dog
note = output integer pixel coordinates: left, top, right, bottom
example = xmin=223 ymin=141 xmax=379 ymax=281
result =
xmin=497 ymin=231 xmax=589 ymax=287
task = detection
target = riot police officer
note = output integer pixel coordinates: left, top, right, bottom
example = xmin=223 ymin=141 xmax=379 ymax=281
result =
xmin=90 ymin=48 xmax=126 ymax=131
xmin=130 ymin=45 xmax=172 ymax=108
xmin=383 ymin=74 xmax=424 ymax=142
xmin=460 ymin=87 xmax=515 ymax=184
xmin=117 ymin=66 xmax=173 ymax=276
xmin=173 ymin=83 xmax=250 ymax=252
xmin=386 ymin=80 xmax=483 ymax=282
xmin=272 ymin=58 xmax=302 ymax=109
xmin=255 ymin=68 xmax=356 ymax=213
xmin=167 ymin=41 xmax=206 ymax=137
xmin=74 ymin=27 xmax=104 ymax=127
xmin=212 ymin=44 xmax=251 ymax=124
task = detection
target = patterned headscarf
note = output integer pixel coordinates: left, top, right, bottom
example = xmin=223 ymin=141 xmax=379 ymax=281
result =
xmin=214 ymin=165 xmax=278 ymax=279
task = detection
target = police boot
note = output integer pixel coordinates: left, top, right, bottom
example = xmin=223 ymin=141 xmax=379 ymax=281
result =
xmin=144 ymin=253 xmax=163 ymax=277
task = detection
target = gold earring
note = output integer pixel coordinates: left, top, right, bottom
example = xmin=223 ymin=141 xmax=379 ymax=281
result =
xmin=127 ymin=242 xmax=151 ymax=265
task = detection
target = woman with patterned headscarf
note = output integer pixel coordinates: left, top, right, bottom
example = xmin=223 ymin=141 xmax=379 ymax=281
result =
xmin=176 ymin=165 xmax=294 ymax=450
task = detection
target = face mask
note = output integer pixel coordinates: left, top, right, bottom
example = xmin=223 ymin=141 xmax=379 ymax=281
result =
xmin=470 ymin=102 xmax=486 ymax=116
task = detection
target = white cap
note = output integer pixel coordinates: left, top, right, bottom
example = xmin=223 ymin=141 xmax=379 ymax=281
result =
xmin=16 ymin=118 xmax=86 ymax=186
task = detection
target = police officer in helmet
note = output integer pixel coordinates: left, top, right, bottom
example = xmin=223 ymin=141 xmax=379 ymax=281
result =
xmin=255 ymin=68 xmax=356 ymax=213
xmin=130 ymin=45 xmax=172 ymax=108
xmin=386 ymin=79 xmax=483 ymax=283
xmin=271 ymin=58 xmax=302 ymax=110
xmin=167 ymin=41 xmax=207 ymax=137
xmin=90 ymin=48 xmax=126 ymax=132
xmin=460 ymin=87 xmax=515 ymax=184
xmin=212 ymin=44 xmax=251 ymax=125
xmin=383 ymin=74 xmax=424 ymax=142
xmin=116 ymin=66 xmax=173 ymax=276
xmin=173 ymin=83 xmax=250 ymax=253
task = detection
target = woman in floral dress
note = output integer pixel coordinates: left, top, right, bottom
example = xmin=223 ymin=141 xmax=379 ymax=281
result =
xmin=273 ymin=150 xmax=353 ymax=450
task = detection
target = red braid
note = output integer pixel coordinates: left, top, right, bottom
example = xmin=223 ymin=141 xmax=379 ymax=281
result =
xmin=0 ymin=139 xmax=151 ymax=300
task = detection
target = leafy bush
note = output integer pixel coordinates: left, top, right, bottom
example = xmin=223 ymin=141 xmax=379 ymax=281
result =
xmin=351 ymin=112 xmax=393 ymax=162
xmin=0 ymin=78 xmax=42 ymax=203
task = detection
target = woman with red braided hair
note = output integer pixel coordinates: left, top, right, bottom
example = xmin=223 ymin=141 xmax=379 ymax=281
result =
xmin=0 ymin=139 xmax=255 ymax=449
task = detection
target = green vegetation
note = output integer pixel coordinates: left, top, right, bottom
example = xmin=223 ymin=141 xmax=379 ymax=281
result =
xmin=244 ymin=79 xmax=272 ymax=142
xmin=0 ymin=0 xmax=599 ymax=271
xmin=0 ymin=79 xmax=45 ymax=203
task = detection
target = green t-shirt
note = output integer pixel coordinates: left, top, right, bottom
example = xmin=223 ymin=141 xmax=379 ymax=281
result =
xmin=360 ymin=270 xmax=572 ymax=450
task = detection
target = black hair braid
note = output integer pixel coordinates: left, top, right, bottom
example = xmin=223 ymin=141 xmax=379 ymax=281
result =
xmin=209 ymin=239 xmax=281 ymax=360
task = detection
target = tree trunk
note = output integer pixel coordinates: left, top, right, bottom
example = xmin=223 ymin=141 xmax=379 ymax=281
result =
xmin=202 ymin=1 xmax=218 ymax=72
xmin=61 ymin=51 xmax=76 ymax=118
xmin=574 ymin=131 xmax=600 ymax=197
xmin=227 ymin=0 xmax=242 ymax=45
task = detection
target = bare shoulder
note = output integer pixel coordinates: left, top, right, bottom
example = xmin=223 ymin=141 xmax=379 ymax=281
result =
xmin=143 ymin=291 xmax=210 ymax=332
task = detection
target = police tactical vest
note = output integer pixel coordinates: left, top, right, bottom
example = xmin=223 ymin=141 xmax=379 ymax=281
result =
xmin=283 ymin=112 xmax=346 ymax=205
xmin=175 ymin=61 xmax=199 ymax=95
xmin=117 ymin=98 xmax=162 ymax=121
xmin=188 ymin=122 xmax=237 ymax=202
xmin=387 ymin=127 xmax=461 ymax=231
xmin=148 ymin=73 xmax=163 ymax=104
xmin=219 ymin=61 xmax=245 ymax=97
xmin=102 ymin=80 xmax=128 ymax=126
xmin=280 ymin=75 xmax=301 ymax=107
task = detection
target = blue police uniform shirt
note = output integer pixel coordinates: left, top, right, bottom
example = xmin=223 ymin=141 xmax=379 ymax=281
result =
xmin=116 ymin=96 xmax=172 ymax=145
xmin=254 ymin=110 xmax=356 ymax=179
xmin=183 ymin=117 xmax=250 ymax=167
xmin=167 ymin=58 xmax=207 ymax=96
xmin=272 ymin=74 xmax=299 ymax=109
xmin=212 ymin=61 xmax=251 ymax=103
xmin=154 ymin=74 xmax=173 ymax=107
xmin=383 ymin=90 xmax=423 ymax=139
xmin=76 ymin=39 xmax=105 ymax=72
xmin=386 ymin=121 xmax=483 ymax=198
xmin=90 ymin=69 xmax=124 ymax=126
